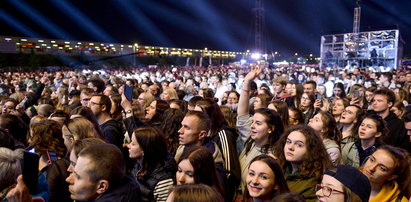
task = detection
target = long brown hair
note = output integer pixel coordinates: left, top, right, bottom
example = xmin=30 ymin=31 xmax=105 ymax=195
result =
xmin=274 ymin=125 xmax=331 ymax=179
xmin=318 ymin=111 xmax=342 ymax=145
xmin=179 ymin=146 xmax=224 ymax=196
xmin=369 ymin=145 xmax=411 ymax=198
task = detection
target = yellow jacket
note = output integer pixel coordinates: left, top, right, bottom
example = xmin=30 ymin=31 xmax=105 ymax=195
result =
xmin=370 ymin=181 xmax=408 ymax=202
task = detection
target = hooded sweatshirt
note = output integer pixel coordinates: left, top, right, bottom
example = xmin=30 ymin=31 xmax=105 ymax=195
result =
xmin=369 ymin=181 xmax=408 ymax=202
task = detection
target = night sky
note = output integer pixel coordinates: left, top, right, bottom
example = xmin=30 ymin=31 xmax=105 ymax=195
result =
xmin=1 ymin=0 xmax=410 ymax=58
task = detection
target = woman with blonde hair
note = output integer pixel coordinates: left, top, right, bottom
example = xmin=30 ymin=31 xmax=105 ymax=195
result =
xmin=137 ymin=92 xmax=155 ymax=110
xmin=162 ymin=87 xmax=178 ymax=101
xmin=61 ymin=117 xmax=103 ymax=150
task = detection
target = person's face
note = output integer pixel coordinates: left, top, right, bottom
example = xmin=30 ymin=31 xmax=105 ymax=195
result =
xmin=308 ymin=113 xmax=324 ymax=134
xmin=62 ymin=125 xmax=75 ymax=149
xmin=406 ymin=74 xmax=411 ymax=82
xmin=80 ymin=93 xmax=92 ymax=107
xmin=88 ymin=96 xmax=104 ymax=116
xmin=371 ymin=94 xmax=391 ymax=113
xmin=66 ymin=156 xmax=100 ymax=201
xmin=161 ymin=82 xmax=168 ymax=90
xmin=250 ymin=113 xmax=272 ymax=146
xmin=358 ymin=87 xmax=365 ymax=97
xmin=362 ymin=149 xmax=396 ymax=185
xmin=285 ymin=83 xmax=293 ymax=95
xmin=379 ymin=75 xmax=388 ymax=83
xmin=390 ymin=107 xmax=402 ymax=118
xmin=358 ymin=118 xmax=381 ymax=140
xmin=67 ymin=150 xmax=77 ymax=174
xmin=273 ymin=82 xmax=284 ymax=94
xmin=176 ymin=159 xmax=195 ymax=185
xmin=303 ymin=83 xmax=315 ymax=94
xmin=290 ymin=84 xmax=297 ymax=96
xmin=317 ymin=86 xmax=326 ymax=96
xmin=288 ymin=109 xmax=299 ymax=126
xmin=149 ymin=85 xmax=158 ymax=96
xmin=253 ymin=97 xmax=263 ymax=110
xmin=316 ymin=174 xmax=345 ymax=202
xmin=198 ymin=90 xmax=204 ymax=98
xmin=103 ymin=86 xmax=113 ymax=96
xmin=339 ymin=106 xmax=358 ymax=124
xmin=246 ymin=160 xmax=276 ymax=200
xmin=2 ymin=101 xmax=16 ymax=114
xmin=332 ymin=99 xmax=345 ymax=116
xmin=178 ymin=115 xmax=201 ymax=146
xmin=145 ymin=100 xmax=156 ymax=120
xmin=365 ymin=91 xmax=374 ymax=103
xmin=137 ymin=94 xmax=145 ymax=108
xmin=162 ymin=91 xmax=170 ymax=101
xmin=300 ymin=93 xmax=312 ymax=107
xmin=141 ymin=84 xmax=149 ymax=92
xmin=127 ymin=133 xmax=144 ymax=159
xmin=227 ymin=92 xmax=239 ymax=105
xmin=284 ymin=131 xmax=307 ymax=164
xmin=404 ymin=122 xmax=411 ymax=139
xmin=333 ymin=87 xmax=343 ymax=97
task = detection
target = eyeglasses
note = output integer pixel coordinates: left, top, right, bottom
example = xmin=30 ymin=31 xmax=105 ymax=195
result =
xmin=315 ymin=184 xmax=344 ymax=197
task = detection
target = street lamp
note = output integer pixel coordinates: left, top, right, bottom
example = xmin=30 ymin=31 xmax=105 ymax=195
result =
xmin=133 ymin=43 xmax=138 ymax=67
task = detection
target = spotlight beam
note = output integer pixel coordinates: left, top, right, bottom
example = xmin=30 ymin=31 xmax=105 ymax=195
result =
xmin=9 ymin=0 xmax=71 ymax=39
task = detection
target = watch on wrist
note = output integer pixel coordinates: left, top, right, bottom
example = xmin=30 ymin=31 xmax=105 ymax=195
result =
xmin=125 ymin=110 xmax=132 ymax=114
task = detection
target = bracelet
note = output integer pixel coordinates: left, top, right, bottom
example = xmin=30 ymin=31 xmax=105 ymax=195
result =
xmin=242 ymin=89 xmax=250 ymax=93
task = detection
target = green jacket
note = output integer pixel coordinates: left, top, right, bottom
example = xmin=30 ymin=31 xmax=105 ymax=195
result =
xmin=341 ymin=141 xmax=360 ymax=168
xmin=284 ymin=166 xmax=318 ymax=202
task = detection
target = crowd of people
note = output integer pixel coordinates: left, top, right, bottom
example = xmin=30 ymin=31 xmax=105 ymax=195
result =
xmin=0 ymin=64 xmax=410 ymax=202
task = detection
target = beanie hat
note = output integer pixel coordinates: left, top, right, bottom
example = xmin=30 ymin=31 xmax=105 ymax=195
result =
xmin=324 ymin=165 xmax=371 ymax=202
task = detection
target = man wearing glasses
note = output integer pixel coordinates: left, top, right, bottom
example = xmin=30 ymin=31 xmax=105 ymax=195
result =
xmin=89 ymin=94 xmax=123 ymax=150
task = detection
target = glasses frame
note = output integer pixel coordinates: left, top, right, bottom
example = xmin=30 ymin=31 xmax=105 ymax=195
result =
xmin=316 ymin=184 xmax=344 ymax=197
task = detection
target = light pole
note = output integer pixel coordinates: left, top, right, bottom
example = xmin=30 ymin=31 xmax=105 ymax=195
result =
xmin=133 ymin=43 xmax=138 ymax=67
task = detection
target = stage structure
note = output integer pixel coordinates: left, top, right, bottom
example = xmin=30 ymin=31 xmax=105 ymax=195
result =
xmin=320 ymin=0 xmax=403 ymax=70
xmin=320 ymin=29 xmax=403 ymax=70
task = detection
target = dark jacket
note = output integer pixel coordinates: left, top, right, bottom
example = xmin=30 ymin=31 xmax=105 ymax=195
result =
xmin=100 ymin=119 xmax=123 ymax=149
xmin=134 ymin=154 xmax=177 ymax=202
xmin=47 ymin=159 xmax=71 ymax=202
xmin=383 ymin=112 xmax=409 ymax=150
xmin=96 ymin=176 xmax=142 ymax=202
xmin=211 ymin=126 xmax=241 ymax=201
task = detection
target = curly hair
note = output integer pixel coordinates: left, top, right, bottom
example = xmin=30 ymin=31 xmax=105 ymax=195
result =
xmin=274 ymin=125 xmax=331 ymax=179
xmin=29 ymin=119 xmax=66 ymax=157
